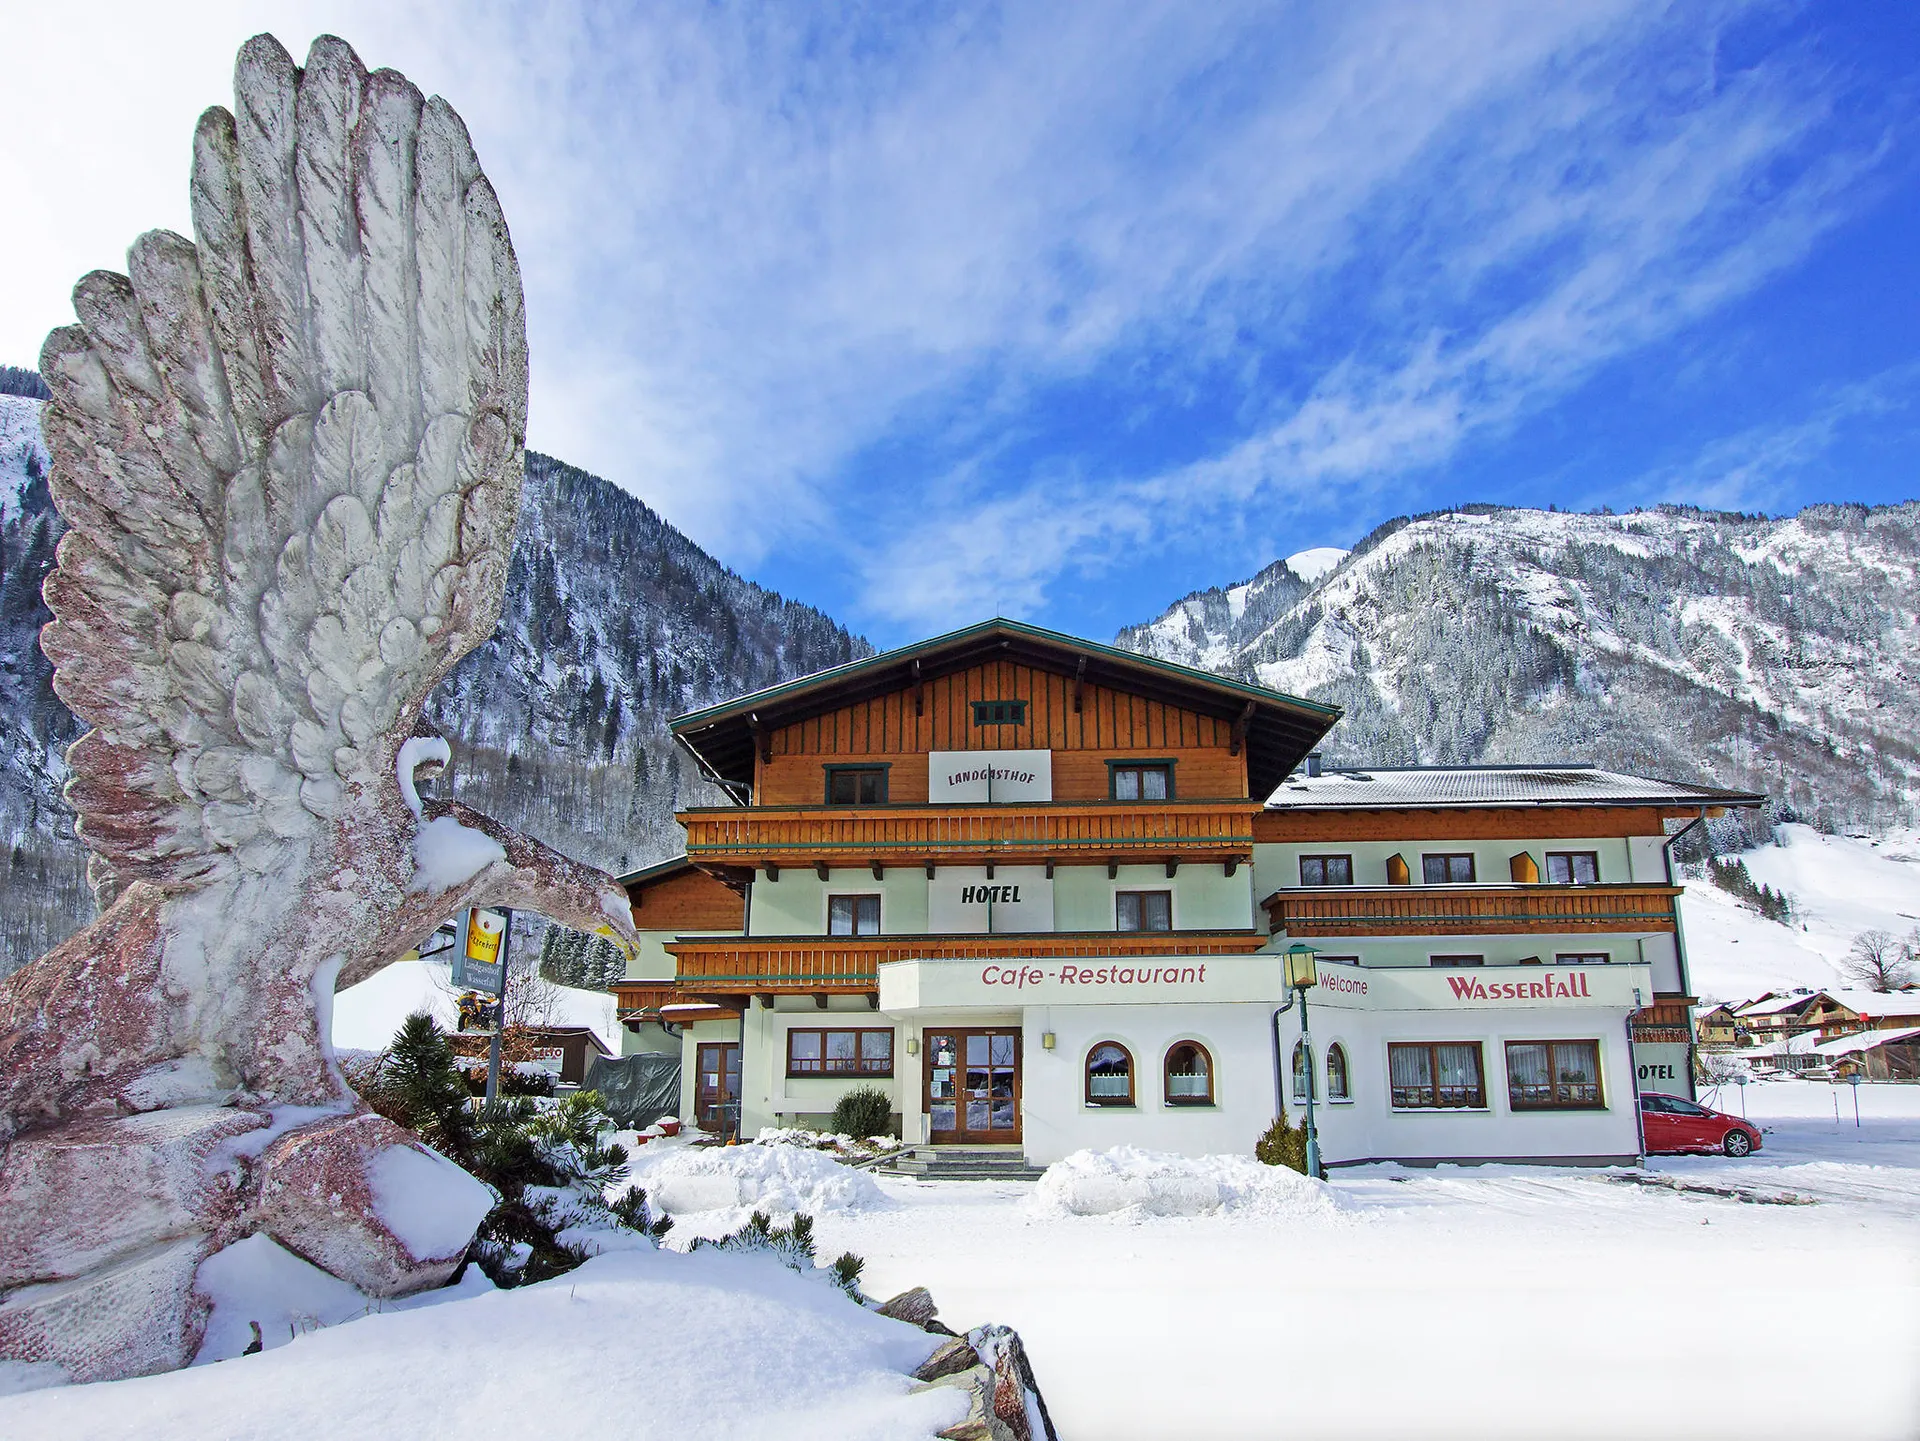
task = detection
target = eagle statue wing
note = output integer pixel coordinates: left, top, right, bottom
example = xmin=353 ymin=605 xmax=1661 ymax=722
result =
xmin=36 ymin=34 xmax=526 ymax=908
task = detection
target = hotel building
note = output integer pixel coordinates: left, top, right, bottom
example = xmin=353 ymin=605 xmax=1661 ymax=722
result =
xmin=610 ymin=619 xmax=1757 ymax=1167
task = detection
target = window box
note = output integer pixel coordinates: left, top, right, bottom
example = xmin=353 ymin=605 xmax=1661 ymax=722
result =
xmin=1505 ymin=1040 xmax=1604 ymax=1110
xmin=1388 ymin=1042 xmax=1486 ymax=1110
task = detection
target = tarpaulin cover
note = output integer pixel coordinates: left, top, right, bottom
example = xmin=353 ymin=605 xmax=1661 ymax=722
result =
xmin=585 ymin=1053 xmax=682 ymax=1128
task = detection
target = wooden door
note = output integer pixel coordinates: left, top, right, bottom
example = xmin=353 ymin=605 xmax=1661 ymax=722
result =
xmin=925 ymin=1028 xmax=1021 ymax=1144
xmin=695 ymin=1042 xmax=741 ymax=1135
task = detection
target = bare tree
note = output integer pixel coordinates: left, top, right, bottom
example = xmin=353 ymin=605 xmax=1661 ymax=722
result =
xmin=1841 ymin=929 xmax=1917 ymax=993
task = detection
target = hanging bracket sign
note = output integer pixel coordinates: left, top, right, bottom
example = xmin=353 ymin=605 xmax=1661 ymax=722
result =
xmin=452 ymin=906 xmax=509 ymax=997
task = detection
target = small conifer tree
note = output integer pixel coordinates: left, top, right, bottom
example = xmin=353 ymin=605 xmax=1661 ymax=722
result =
xmin=1255 ymin=1114 xmax=1308 ymax=1175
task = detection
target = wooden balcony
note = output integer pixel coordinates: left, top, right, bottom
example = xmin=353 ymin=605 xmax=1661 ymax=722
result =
xmin=1262 ymin=884 xmax=1682 ymax=937
xmin=666 ymin=929 xmax=1268 ymax=996
xmin=678 ymin=801 xmax=1258 ymax=872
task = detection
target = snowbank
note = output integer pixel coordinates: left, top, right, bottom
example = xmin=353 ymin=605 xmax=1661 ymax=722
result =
xmin=8 ymin=1251 xmax=961 ymax=1441
xmin=628 ymin=1140 xmax=890 ymax=1218
xmin=1030 ymin=1147 xmax=1349 ymax=1221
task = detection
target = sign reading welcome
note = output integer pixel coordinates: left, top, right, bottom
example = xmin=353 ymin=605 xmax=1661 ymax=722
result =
xmin=928 ymin=749 xmax=1052 ymax=804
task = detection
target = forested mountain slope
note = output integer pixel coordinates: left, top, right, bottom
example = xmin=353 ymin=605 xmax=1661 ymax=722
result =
xmin=0 ymin=390 xmax=865 ymax=975
xmin=1119 ymin=504 xmax=1920 ymax=835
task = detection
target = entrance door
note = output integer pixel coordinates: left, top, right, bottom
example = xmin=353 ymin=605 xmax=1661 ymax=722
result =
xmin=695 ymin=1042 xmax=741 ymax=1136
xmin=925 ymin=1028 xmax=1021 ymax=1144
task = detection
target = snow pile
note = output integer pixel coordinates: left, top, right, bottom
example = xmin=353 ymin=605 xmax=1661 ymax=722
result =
xmin=756 ymin=1126 xmax=905 ymax=1160
xmin=1030 ymin=1147 xmax=1350 ymax=1221
xmin=629 ymin=1140 xmax=890 ymax=1218
xmin=8 ymin=1250 xmax=962 ymax=1440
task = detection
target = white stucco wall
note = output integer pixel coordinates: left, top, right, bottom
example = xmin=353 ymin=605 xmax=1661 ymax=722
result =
xmin=1252 ymin=835 xmax=1637 ymax=896
xmin=747 ymin=867 xmax=931 ymax=937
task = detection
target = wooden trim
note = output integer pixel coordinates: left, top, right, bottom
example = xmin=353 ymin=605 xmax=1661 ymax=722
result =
xmin=1164 ymin=1039 xmax=1214 ymax=1107
xmin=785 ymin=1025 xmax=895 ymax=1079
xmin=924 ymin=1028 xmax=1023 ymax=1144
xmin=667 ymin=929 xmax=1266 ymax=993
xmin=1086 ymin=1040 xmax=1135 ymax=1107
xmin=679 ymin=799 xmax=1259 ymax=869
xmin=1263 ymin=883 xmax=1682 ymax=937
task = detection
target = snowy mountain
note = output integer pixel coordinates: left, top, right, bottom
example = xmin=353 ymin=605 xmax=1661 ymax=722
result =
xmin=0 ymin=392 xmax=866 ymax=975
xmin=1119 ymin=503 xmax=1920 ymax=836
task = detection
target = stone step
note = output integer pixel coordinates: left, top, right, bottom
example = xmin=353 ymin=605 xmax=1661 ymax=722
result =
xmin=876 ymin=1148 xmax=1046 ymax=1181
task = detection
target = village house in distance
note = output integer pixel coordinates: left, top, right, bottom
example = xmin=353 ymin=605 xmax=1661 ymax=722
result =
xmin=610 ymin=619 xmax=1760 ymax=1167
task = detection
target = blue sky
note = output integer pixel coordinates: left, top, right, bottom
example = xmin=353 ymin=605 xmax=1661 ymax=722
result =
xmin=3 ymin=3 xmax=1916 ymax=647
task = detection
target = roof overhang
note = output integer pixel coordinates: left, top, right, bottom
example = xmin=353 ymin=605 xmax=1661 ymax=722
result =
xmin=670 ymin=617 xmax=1340 ymax=803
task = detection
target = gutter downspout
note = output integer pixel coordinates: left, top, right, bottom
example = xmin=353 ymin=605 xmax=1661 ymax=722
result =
xmin=1270 ymin=992 xmax=1299 ymax=1120
xmin=1660 ymin=805 xmax=1710 ymax=1102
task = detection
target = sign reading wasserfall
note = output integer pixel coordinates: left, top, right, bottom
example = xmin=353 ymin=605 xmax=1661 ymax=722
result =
xmin=452 ymin=906 xmax=508 ymax=996
xmin=927 ymin=750 xmax=1052 ymax=804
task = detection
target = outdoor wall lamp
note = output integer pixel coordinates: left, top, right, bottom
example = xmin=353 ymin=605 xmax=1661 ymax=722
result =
xmin=905 ymin=1037 xmax=919 ymax=1056
xmin=1041 ymin=1031 xmax=1056 ymax=1050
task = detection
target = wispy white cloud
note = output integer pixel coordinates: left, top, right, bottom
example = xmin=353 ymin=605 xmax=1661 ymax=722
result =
xmin=2 ymin=2 xmax=1902 ymax=641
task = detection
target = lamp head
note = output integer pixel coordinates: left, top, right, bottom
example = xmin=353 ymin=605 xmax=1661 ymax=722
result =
xmin=1284 ymin=943 xmax=1319 ymax=991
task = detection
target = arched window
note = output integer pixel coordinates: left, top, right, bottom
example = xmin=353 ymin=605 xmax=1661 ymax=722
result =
xmin=1164 ymin=1041 xmax=1213 ymax=1106
xmin=1291 ymin=1040 xmax=1313 ymax=1101
xmin=1086 ymin=1042 xmax=1134 ymax=1106
xmin=1326 ymin=1043 xmax=1350 ymax=1100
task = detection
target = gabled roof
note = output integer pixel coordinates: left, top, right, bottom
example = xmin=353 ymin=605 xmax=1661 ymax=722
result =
xmin=1735 ymin=991 xmax=1831 ymax=1018
xmin=1264 ymin=763 xmax=1764 ymax=812
xmin=1816 ymin=1026 xmax=1920 ymax=1057
xmin=670 ymin=617 xmax=1341 ymax=803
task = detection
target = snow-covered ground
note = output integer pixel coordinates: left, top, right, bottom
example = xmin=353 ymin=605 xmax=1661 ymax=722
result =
xmin=4 ymin=1247 xmax=964 ymax=1441
xmin=764 ymin=1082 xmax=1916 ymax=1441
xmin=1681 ymin=823 xmax=1920 ymax=1001
xmin=329 ymin=956 xmax=618 ymax=1053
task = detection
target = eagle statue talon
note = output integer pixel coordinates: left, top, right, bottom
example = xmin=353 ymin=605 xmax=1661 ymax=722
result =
xmin=0 ymin=32 xmax=632 ymax=1384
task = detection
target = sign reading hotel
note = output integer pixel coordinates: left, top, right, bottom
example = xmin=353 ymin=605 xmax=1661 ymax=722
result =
xmin=928 ymin=866 xmax=1054 ymax=933
xmin=928 ymin=749 xmax=1052 ymax=803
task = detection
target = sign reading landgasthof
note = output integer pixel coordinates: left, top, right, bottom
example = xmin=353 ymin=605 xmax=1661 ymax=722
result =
xmin=927 ymin=750 xmax=1052 ymax=804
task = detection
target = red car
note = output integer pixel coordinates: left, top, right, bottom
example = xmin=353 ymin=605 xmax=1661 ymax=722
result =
xmin=1639 ymin=1092 xmax=1762 ymax=1157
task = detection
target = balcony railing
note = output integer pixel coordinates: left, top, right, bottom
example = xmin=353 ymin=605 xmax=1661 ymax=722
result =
xmin=677 ymin=801 xmax=1257 ymax=870
xmin=1262 ymin=883 xmax=1682 ymax=937
xmin=666 ymin=929 xmax=1267 ymax=994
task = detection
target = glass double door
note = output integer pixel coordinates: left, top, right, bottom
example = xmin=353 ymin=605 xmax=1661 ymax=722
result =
xmin=925 ymin=1028 xmax=1021 ymax=1144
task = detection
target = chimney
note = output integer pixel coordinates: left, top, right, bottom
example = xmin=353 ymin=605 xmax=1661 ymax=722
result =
xmin=1305 ymin=752 xmax=1323 ymax=778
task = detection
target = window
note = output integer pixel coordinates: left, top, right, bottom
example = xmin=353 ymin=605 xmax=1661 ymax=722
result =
xmin=1428 ymin=954 xmax=1484 ymax=968
xmin=1555 ymin=952 xmax=1611 ymax=966
xmin=786 ymin=1028 xmax=894 ymax=1078
xmin=1546 ymin=851 xmax=1600 ymax=885
xmin=1086 ymin=1042 xmax=1134 ymax=1106
xmin=1299 ymin=854 xmax=1354 ymax=887
xmin=971 ymin=700 xmax=1027 ymax=726
xmin=1642 ymin=1094 xmax=1709 ymax=1117
xmin=1388 ymin=1042 xmax=1486 ymax=1109
xmin=1291 ymin=1040 xmax=1313 ymax=1101
xmin=1505 ymin=1040 xmax=1603 ymax=1110
xmin=1326 ymin=1043 xmax=1350 ymax=1100
xmin=1116 ymin=890 xmax=1172 ymax=932
xmin=825 ymin=765 xmax=888 ymax=805
xmin=828 ymin=894 xmax=881 ymax=936
xmin=1164 ymin=1041 xmax=1213 ymax=1106
xmin=1109 ymin=761 xmax=1174 ymax=800
xmin=1422 ymin=853 xmax=1476 ymax=884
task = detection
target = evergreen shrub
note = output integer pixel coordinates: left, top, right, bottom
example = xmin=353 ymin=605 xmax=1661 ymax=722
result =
xmin=830 ymin=1086 xmax=894 ymax=1140
xmin=1255 ymin=1114 xmax=1308 ymax=1175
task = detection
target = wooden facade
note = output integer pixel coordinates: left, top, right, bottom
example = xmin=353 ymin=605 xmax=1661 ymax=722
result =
xmin=1262 ymin=884 xmax=1683 ymax=937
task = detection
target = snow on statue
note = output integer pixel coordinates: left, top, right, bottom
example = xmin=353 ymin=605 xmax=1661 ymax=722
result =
xmin=0 ymin=34 xmax=638 ymax=1384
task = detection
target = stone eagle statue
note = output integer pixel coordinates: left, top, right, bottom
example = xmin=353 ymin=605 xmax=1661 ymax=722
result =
xmin=0 ymin=34 xmax=638 ymax=1383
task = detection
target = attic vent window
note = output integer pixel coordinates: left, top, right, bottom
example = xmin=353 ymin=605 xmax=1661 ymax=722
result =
xmin=971 ymin=700 xmax=1028 ymax=727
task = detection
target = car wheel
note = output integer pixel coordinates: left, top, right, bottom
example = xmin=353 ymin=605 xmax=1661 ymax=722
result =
xmin=1723 ymin=1129 xmax=1752 ymax=1158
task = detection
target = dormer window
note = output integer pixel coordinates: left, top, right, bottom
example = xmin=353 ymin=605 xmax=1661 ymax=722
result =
xmin=971 ymin=700 xmax=1027 ymax=726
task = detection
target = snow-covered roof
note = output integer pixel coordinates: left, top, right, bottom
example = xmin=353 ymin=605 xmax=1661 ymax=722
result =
xmin=1264 ymin=763 xmax=1763 ymax=811
xmin=1819 ymin=990 xmax=1920 ymax=1019
xmin=1814 ymin=1027 xmax=1920 ymax=1058
xmin=1735 ymin=992 xmax=1826 ymax=1018
xmin=1742 ymin=1032 xmax=1820 ymax=1058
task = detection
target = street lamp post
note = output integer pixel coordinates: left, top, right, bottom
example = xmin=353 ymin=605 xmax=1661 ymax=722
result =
xmin=1285 ymin=943 xmax=1322 ymax=1179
